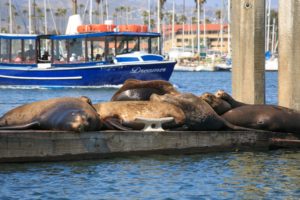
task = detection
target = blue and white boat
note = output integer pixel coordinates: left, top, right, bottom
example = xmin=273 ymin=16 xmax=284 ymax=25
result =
xmin=0 ymin=32 xmax=175 ymax=87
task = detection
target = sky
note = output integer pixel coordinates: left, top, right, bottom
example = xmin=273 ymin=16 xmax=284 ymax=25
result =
xmin=165 ymin=0 xmax=278 ymax=8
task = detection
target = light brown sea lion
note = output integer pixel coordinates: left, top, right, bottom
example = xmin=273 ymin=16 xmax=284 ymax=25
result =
xmin=93 ymin=101 xmax=186 ymax=130
xmin=111 ymin=79 xmax=179 ymax=101
xmin=215 ymin=90 xmax=248 ymax=108
xmin=199 ymin=92 xmax=232 ymax=115
xmin=0 ymin=97 xmax=102 ymax=132
xmin=222 ymin=105 xmax=300 ymax=134
xmin=150 ymin=93 xmax=253 ymax=131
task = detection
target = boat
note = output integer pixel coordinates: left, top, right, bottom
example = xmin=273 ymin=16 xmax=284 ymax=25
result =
xmin=0 ymin=31 xmax=175 ymax=87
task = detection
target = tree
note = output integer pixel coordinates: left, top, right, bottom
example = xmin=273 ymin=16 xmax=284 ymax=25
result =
xmin=142 ymin=10 xmax=149 ymax=25
xmin=79 ymin=4 xmax=85 ymax=15
xmin=95 ymin=0 xmax=102 ymax=23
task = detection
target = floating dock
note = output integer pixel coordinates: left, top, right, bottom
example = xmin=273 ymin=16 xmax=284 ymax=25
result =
xmin=0 ymin=130 xmax=299 ymax=163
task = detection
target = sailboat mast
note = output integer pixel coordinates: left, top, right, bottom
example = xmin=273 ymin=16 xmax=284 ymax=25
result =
xmin=220 ymin=0 xmax=224 ymax=55
xmin=28 ymin=0 xmax=32 ymax=34
xmin=105 ymin=0 xmax=108 ymax=20
xmin=148 ymin=0 xmax=151 ymax=31
xmin=271 ymin=18 xmax=276 ymax=54
xmin=89 ymin=0 xmax=93 ymax=23
xmin=157 ymin=0 xmax=161 ymax=49
xmin=172 ymin=0 xmax=175 ymax=48
xmin=266 ymin=0 xmax=271 ymax=52
xmin=203 ymin=3 xmax=206 ymax=49
xmin=227 ymin=0 xmax=231 ymax=56
xmin=182 ymin=0 xmax=185 ymax=52
xmin=197 ymin=0 xmax=200 ymax=54
xmin=44 ymin=0 xmax=47 ymax=34
xmin=9 ymin=0 xmax=13 ymax=33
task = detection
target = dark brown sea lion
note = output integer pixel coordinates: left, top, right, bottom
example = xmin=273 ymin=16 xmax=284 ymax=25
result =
xmin=222 ymin=105 xmax=300 ymax=133
xmin=150 ymin=93 xmax=252 ymax=131
xmin=111 ymin=79 xmax=179 ymax=101
xmin=93 ymin=101 xmax=186 ymax=130
xmin=0 ymin=97 xmax=102 ymax=132
xmin=215 ymin=90 xmax=248 ymax=108
xmin=199 ymin=92 xmax=232 ymax=115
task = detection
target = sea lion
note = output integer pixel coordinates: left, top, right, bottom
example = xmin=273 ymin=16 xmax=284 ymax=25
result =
xmin=111 ymin=79 xmax=179 ymax=101
xmin=150 ymin=93 xmax=252 ymax=131
xmin=0 ymin=97 xmax=102 ymax=132
xmin=93 ymin=101 xmax=186 ymax=130
xmin=215 ymin=90 xmax=248 ymax=108
xmin=222 ymin=105 xmax=300 ymax=133
xmin=199 ymin=92 xmax=232 ymax=115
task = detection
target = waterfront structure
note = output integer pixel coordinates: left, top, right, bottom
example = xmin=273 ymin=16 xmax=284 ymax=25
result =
xmin=162 ymin=24 xmax=229 ymax=54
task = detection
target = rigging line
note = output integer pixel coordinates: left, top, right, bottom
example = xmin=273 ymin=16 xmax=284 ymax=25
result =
xmin=47 ymin=0 xmax=58 ymax=34
xmin=82 ymin=0 xmax=90 ymax=23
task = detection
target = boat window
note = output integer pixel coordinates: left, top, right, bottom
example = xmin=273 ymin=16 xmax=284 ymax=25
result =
xmin=24 ymin=40 xmax=36 ymax=63
xmin=116 ymin=36 xmax=128 ymax=55
xmin=0 ymin=39 xmax=10 ymax=63
xmin=11 ymin=39 xmax=23 ymax=63
xmin=68 ymin=38 xmax=86 ymax=63
xmin=38 ymin=38 xmax=51 ymax=63
xmin=53 ymin=40 xmax=67 ymax=64
xmin=105 ymin=36 xmax=115 ymax=63
xmin=86 ymin=37 xmax=105 ymax=62
xmin=140 ymin=37 xmax=150 ymax=53
xmin=127 ymin=37 xmax=139 ymax=53
xmin=150 ymin=37 xmax=159 ymax=54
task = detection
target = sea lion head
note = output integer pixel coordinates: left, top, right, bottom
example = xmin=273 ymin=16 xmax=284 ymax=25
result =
xmin=54 ymin=109 xmax=102 ymax=132
xmin=215 ymin=90 xmax=230 ymax=100
xmin=79 ymin=96 xmax=93 ymax=105
xmin=200 ymin=92 xmax=232 ymax=115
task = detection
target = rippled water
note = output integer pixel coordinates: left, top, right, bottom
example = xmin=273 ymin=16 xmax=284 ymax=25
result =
xmin=0 ymin=71 xmax=299 ymax=199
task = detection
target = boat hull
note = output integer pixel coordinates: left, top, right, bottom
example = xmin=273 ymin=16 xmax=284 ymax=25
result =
xmin=0 ymin=61 xmax=175 ymax=87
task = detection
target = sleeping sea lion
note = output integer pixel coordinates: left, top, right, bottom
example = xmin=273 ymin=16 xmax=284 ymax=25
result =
xmin=150 ymin=93 xmax=252 ymax=131
xmin=215 ymin=90 xmax=248 ymax=108
xmin=0 ymin=97 xmax=102 ymax=132
xmin=111 ymin=79 xmax=179 ymax=101
xmin=93 ymin=101 xmax=186 ymax=130
xmin=199 ymin=92 xmax=232 ymax=115
xmin=222 ymin=105 xmax=300 ymax=134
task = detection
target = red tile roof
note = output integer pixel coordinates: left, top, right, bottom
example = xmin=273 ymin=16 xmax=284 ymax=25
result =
xmin=158 ymin=24 xmax=228 ymax=35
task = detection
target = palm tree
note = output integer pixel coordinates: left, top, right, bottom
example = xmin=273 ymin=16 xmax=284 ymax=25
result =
xmin=142 ymin=10 xmax=149 ymax=25
xmin=157 ymin=0 xmax=166 ymax=34
xmin=114 ymin=7 xmax=120 ymax=24
xmin=215 ymin=10 xmax=221 ymax=21
xmin=71 ymin=0 xmax=78 ymax=14
xmin=95 ymin=0 xmax=101 ymax=23
xmin=79 ymin=4 xmax=84 ymax=15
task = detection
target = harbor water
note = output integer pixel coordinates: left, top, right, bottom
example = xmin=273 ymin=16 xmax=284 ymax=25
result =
xmin=0 ymin=72 xmax=299 ymax=199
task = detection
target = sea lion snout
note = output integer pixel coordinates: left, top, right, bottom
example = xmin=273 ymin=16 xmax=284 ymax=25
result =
xmin=69 ymin=113 xmax=91 ymax=132
xmin=215 ymin=90 xmax=226 ymax=98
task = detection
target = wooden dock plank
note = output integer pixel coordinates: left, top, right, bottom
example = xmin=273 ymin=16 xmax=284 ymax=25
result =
xmin=0 ymin=130 xmax=298 ymax=163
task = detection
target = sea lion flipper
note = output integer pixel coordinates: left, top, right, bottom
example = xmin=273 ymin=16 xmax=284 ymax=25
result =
xmin=103 ymin=118 xmax=132 ymax=131
xmin=0 ymin=121 xmax=40 ymax=130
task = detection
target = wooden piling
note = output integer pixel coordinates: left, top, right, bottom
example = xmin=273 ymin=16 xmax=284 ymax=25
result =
xmin=278 ymin=1 xmax=300 ymax=110
xmin=231 ymin=0 xmax=265 ymax=104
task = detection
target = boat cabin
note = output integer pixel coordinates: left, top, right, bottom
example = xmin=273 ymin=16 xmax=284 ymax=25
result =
xmin=0 ymin=32 xmax=161 ymax=67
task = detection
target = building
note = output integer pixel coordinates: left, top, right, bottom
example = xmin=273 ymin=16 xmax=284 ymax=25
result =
xmin=162 ymin=24 xmax=229 ymax=54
